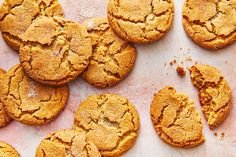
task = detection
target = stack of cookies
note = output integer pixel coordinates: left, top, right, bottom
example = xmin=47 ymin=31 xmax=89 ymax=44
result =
xmin=0 ymin=0 xmax=235 ymax=156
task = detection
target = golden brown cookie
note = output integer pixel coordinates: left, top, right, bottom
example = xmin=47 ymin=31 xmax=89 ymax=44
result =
xmin=0 ymin=64 xmax=69 ymax=126
xmin=19 ymin=16 xmax=92 ymax=86
xmin=36 ymin=129 xmax=101 ymax=157
xmin=82 ymin=17 xmax=137 ymax=88
xmin=0 ymin=141 xmax=20 ymax=157
xmin=0 ymin=0 xmax=64 ymax=51
xmin=150 ymin=86 xmax=205 ymax=148
xmin=0 ymin=68 xmax=12 ymax=128
xmin=182 ymin=0 xmax=236 ymax=49
xmin=190 ymin=64 xmax=232 ymax=129
xmin=108 ymin=0 xmax=174 ymax=43
xmin=73 ymin=94 xmax=139 ymax=157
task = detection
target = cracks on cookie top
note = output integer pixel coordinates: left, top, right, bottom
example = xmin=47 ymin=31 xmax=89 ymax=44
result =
xmin=183 ymin=0 xmax=236 ymax=41
xmin=5 ymin=67 xmax=66 ymax=122
xmin=75 ymin=95 xmax=138 ymax=152
xmin=109 ymin=0 xmax=173 ymax=39
xmin=190 ymin=65 xmax=231 ymax=128
xmin=152 ymin=89 xmax=203 ymax=146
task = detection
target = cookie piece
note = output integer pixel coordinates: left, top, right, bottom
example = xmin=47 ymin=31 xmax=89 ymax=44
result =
xmin=0 ymin=64 xmax=69 ymax=125
xmin=82 ymin=17 xmax=137 ymax=88
xmin=182 ymin=0 xmax=236 ymax=49
xmin=19 ymin=16 xmax=92 ymax=86
xmin=73 ymin=94 xmax=139 ymax=157
xmin=36 ymin=129 xmax=101 ymax=157
xmin=0 ymin=0 xmax=63 ymax=51
xmin=108 ymin=0 xmax=174 ymax=43
xmin=190 ymin=64 xmax=232 ymax=129
xmin=0 ymin=141 xmax=20 ymax=157
xmin=0 ymin=68 xmax=12 ymax=128
xmin=150 ymin=86 xmax=205 ymax=148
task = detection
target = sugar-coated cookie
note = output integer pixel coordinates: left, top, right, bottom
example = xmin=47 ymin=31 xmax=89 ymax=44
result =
xmin=183 ymin=0 xmax=236 ymax=49
xmin=108 ymin=0 xmax=174 ymax=43
xmin=150 ymin=86 xmax=205 ymax=148
xmin=0 ymin=68 xmax=12 ymax=128
xmin=36 ymin=129 xmax=101 ymax=157
xmin=73 ymin=94 xmax=139 ymax=157
xmin=82 ymin=17 xmax=137 ymax=88
xmin=0 ymin=0 xmax=64 ymax=51
xmin=20 ymin=16 xmax=92 ymax=86
xmin=0 ymin=141 xmax=20 ymax=157
xmin=0 ymin=64 xmax=69 ymax=125
xmin=190 ymin=64 xmax=232 ymax=129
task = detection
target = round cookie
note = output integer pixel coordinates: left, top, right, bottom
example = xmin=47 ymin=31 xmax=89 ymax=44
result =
xmin=150 ymin=86 xmax=205 ymax=148
xmin=0 ymin=64 xmax=69 ymax=125
xmin=0 ymin=141 xmax=20 ymax=157
xmin=73 ymin=94 xmax=139 ymax=157
xmin=19 ymin=16 xmax=92 ymax=86
xmin=108 ymin=0 xmax=174 ymax=43
xmin=0 ymin=0 xmax=64 ymax=51
xmin=0 ymin=68 xmax=12 ymax=128
xmin=82 ymin=17 xmax=137 ymax=88
xmin=182 ymin=0 xmax=236 ymax=49
xmin=36 ymin=129 xmax=101 ymax=157
xmin=189 ymin=64 xmax=232 ymax=129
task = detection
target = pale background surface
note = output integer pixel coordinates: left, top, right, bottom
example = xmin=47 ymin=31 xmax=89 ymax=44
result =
xmin=0 ymin=0 xmax=236 ymax=157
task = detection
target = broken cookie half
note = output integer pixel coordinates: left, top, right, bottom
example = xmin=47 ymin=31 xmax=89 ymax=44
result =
xmin=190 ymin=64 xmax=232 ymax=129
xmin=150 ymin=86 xmax=205 ymax=148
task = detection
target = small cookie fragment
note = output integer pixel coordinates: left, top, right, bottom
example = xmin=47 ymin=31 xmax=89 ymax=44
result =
xmin=36 ymin=129 xmax=101 ymax=157
xmin=0 ymin=68 xmax=12 ymax=128
xmin=176 ymin=66 xmax=186 ymax=77
xmin=0 ymin=64 xmax=69 ymax=125
xmin=0 ymin=141 xmax=20 ymax=157
xmin=19 ymin=16 xmax=92 ymax=86
xmin=82 ymin=17 xmax=137 ymax=88
xmin=150 ymin=86 xmax=205 ymax=148
xmin=190 ymin=64 xmax=232 ymax=129
xmin=182 ymin=0 xmax=236 ymax=49
xmin=0 ymin=0 xmax=64 ymax=51
xmin=108 ymin=0 xmax=174 ymax=43
xmin=73 ymin=94 xmax=139 ymax=157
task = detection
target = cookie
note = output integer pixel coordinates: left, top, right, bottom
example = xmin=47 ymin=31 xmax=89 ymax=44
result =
xmin=0 ymin=0 xmax=63 ymax=51
xmin=190 ymin=64 xmax=232 ymax=129
xmin=182 ymin=0 xmax=236 ymax=49
xmin=0 ymin=64 xmax=69 ymax=125
xmin=0 ymin=141 xmax=20 ymax=157
xmin=36 ymin=129 xmax=101 ymax=157
xmin=73 ymin=94 xmax=139 ymax=157
xmin=150 ymin=86 xmax=205 ymax=148
xmin=108 ymin=0 xmax=174 ymax=43
xmin=0 ymin=68 xmax=12 ymax=128
xmin=82 ymin=17 xmax=137 ymax=88
xmin=19 ymin=16 xmax=92 ymax=86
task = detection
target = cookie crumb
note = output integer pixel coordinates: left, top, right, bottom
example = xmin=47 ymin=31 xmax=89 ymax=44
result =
xmin=169 ymin=59 xmax=177 ymax=66
xmin=221 ymin=132 xmax=225 ymax=140
xmin=213 ymin=132 xmax=218 ymax=137
xmin=176 ymin=66 xmax=186 ymax=77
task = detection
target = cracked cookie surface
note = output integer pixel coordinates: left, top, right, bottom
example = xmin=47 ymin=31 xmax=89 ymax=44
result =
xmin=190 ymin=64 xmax=232 ymax=129
xmin=36 ymin=129 xmax=101 ymax=157
xmin=182 ymin=0 xmax=236 ymax=49
xmin=0 ymin=68 xmax=12 ymax=128
xmin=0 ymin=141 xmax=20 ymax=157
xmin=0 ymin=0 xmax=64 ymax=51
xmin=108 ymin=0 xmax=174 ymax=43
xmin=82 ymin=17 xmax=137 ymax=88
xmin=73 ymin=94 xmax=139 ymax=157
xmin=19 ymin=16 xmax=92 ymax=86
xmin=150 ymin=86 xmax=205 ymax=148
xmin=0 ymin=64 xmax=69 ymax=125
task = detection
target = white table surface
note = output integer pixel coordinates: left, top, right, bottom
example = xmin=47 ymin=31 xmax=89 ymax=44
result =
xmin=0 ymin=0 xmax=236 ymax=157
